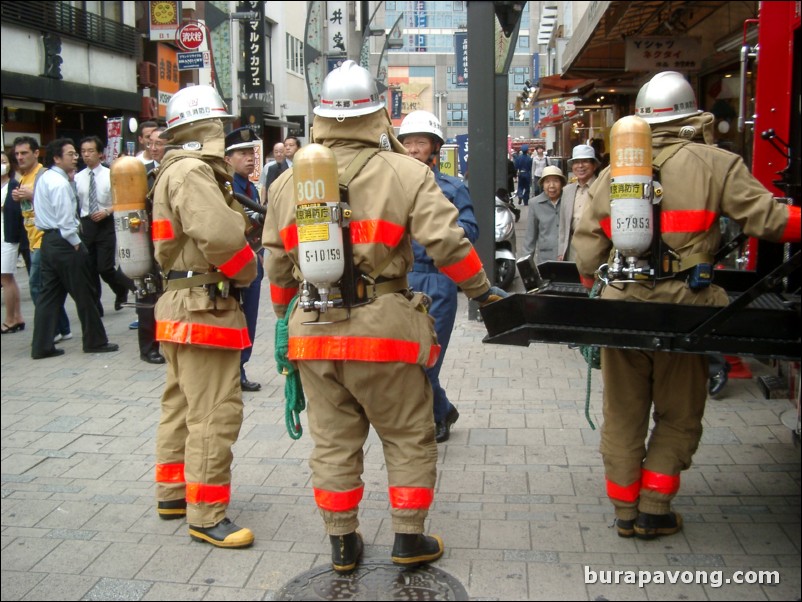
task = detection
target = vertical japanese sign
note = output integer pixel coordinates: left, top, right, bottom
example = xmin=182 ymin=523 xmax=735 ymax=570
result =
xmin=327 ymin=1 xmax=347 ymax=54
xmin=148 ymin=1 xmax=181 ymax=41
xmin=391 ymin=89 xmax=403 ymax=119
xmin=238 ymin=1 xmax=265 ymax=94
xmin=157 ymin=43 xmax=180 ymax=118
xmin=105 ymin=117 xmax=123 ymax=164
xmin=415 ymin=1 xmax=427 ymax=51
xmin=454 ymin=31 xmax=468 ymax=88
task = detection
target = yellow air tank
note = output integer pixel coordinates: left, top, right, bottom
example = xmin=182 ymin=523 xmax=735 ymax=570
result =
xmin=609 ymin=115 xmax=654 ymax=259
xmin=110 ymin=156 xmax=151 ymax=281
xmin=293 ymin=144 xmax=345 ymax=301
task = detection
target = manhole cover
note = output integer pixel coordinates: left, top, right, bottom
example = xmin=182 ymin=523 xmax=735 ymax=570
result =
xmin=275 ymin=561 xmax=469 ymax=601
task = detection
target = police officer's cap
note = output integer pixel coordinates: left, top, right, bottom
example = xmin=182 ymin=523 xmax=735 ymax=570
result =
xmin=225 ymin=127 xmax=260 ymax=153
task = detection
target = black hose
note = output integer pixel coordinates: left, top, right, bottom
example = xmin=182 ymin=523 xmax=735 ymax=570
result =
xmin=233 ymin=191 xmax=266 ymax=215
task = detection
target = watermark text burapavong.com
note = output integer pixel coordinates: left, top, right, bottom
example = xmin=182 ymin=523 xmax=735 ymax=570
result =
xmin=585 ymin=566 xmax=780 ymax=588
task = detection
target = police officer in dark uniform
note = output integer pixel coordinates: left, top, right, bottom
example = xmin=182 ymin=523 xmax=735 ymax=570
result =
xmin=224 ymin=127 xmax=264 ymax=392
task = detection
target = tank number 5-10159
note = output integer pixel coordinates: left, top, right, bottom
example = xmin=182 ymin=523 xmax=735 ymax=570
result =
xmin=305 ymin=248 xmax=341 ymax=262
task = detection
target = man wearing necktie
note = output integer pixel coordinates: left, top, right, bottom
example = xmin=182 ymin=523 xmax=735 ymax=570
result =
xmin=30 ymin=138 xmax=118 ymax=359
xmin=225 ymin=127 xmax=264 ymax=392
xmin=76 ymin=136 xmax=134 ymax=314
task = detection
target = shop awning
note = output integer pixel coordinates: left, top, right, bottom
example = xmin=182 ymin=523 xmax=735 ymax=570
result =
xmin=561 ymin=1 xmax=757 ymax=80
xmin=533 ymin=75 xmax=596 ymax=102
xmin=536 ymin=109 xmax=578 ymax=129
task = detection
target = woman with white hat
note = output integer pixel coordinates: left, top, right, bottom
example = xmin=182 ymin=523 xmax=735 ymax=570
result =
xmin=522 ymin=165 xmax=566 ymax=263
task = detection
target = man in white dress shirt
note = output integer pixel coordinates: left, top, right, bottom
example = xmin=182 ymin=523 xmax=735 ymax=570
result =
xmin=76 ymin=136 xmax=134 ymax=313
xmin=31 ymin=138 xmax=117 ymax=359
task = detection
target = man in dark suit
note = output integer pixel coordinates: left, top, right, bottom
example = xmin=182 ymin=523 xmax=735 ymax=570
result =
xmin=262 ymin=141 xmax=289 ymax=202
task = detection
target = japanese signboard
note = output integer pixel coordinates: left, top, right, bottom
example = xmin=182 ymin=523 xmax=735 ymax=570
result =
xmin=391 ymin=89 xmax=403 ymax=119
xmin=176 ymin=23 xmax=204 ymax=50
xmin=148 ymin=1 xmax=181 ymax=41
xmin=239 ymin=1 xmax=266 ymax=94
xmin=388 ymin=66 xmax=435 ymax=126
xmin=454 ymin=31 xmax=468 ymax=88
xmin=413 ymin=1 xmax=427 ymax=51
xmin=105 ymin=117 xmax=123 ymax=164
xmin=157 ymin=43 xmax=180 ymax=118
xmin=625 ymin=37 xmax=701 ymax=72
xmin=177 ymin=51 xmax=210 ymax=71
xmin=327 ymin=0 xmax=347 ymax=54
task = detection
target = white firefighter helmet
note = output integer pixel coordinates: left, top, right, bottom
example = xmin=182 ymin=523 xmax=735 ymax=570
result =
xmin=314 ymin=60 xmax=384 ymax=119
xmin=397 ymin=110 xmax=444 ymax=146
xmin=164 ymin=85 xmax=234 ymax=132
xmin=636 ymin=71 xmax=701 ymax=124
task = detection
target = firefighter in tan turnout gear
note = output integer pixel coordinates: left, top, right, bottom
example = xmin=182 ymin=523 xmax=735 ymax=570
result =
xmin=263 ymin=60 xmax=500 ymax=573
xmin=151 ymin=86 xmax=257 ymax=548
xmin=572 ymin=71 xmax=801 ymax=540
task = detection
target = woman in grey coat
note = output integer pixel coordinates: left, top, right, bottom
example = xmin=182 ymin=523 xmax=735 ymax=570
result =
xmin=522 ymin=165 xmax=567 ymax=263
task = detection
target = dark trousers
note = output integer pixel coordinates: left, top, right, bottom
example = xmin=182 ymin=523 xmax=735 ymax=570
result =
xmin=239 ymin=255 xmax=264 ymax=376
xmin=80 ymin=215 xmax=134 ymax=303
xmin=517 ymin=175 xmax=531 ymax=205
xmin=408 ymin=270 xmax=458 ymax=424
xmin=137 ymin=291 xmax=160 ymax=356
xmin=32 ymin=231 xmax=108 ymax=356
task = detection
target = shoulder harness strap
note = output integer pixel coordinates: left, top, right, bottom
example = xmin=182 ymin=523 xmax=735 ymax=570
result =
xmin=651 ymin=140 xmax=714 ymax=276
xmin=337 ymin=149 xmax=400 ymax=283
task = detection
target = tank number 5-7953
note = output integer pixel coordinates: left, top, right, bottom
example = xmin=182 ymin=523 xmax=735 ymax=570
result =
xmin=615 ymin=216 xmax=650 ymax=230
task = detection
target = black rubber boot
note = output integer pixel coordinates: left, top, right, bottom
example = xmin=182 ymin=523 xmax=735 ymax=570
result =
xmin=330 ymin=532 xmax=363 ymax=574
xmin=391 ymin=533 xmax=444 ymax=566
xmin=615 ymin=518 xmax=635 ymax=538
xmin=157 ymin=499 xmax=187 ymax=520
xmin=189 ymin=518 xmax=254 ymax=548
xmin=634 ymin=511 xmax=683 ymax=540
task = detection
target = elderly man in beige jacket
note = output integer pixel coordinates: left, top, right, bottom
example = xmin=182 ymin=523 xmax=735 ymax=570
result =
xmin=557 ymin=144 xmax=599 ymax=260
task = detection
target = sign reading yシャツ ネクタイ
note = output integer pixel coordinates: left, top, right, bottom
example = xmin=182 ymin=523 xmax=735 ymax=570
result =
xmin=625 ymin=37 xmax=701 ymax=72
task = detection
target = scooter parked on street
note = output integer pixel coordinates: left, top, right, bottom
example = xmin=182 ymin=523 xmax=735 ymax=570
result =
xmin=494 ymin=188 xmax=519 ymax=290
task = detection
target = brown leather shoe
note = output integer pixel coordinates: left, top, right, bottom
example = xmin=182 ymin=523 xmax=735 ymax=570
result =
xmin=634 ymin=511 xmax=683 ymax=540
xmin=391 ymin=533 xmax=444 ymax=566
xmin=189 ymin=518 xmax=254 ymax=548
xmin=330 ymin=532 xmax=363 ymax=574
xmin=157 ymin=499 xmax=186 ymax=520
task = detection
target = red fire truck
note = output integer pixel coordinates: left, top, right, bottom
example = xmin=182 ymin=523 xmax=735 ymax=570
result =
xmin=738 ymin=0 xmax=800 ymax=432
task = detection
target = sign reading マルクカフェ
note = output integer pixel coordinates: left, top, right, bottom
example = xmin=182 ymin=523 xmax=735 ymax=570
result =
xmin=625 ymin=37 xmax=701 ymax=72
xmin=238 ymin=1 xmax=266 ymax=94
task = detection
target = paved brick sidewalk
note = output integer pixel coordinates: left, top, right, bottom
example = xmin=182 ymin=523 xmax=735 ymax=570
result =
xmin=1 ymin=260 xmax=799 ymax=600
